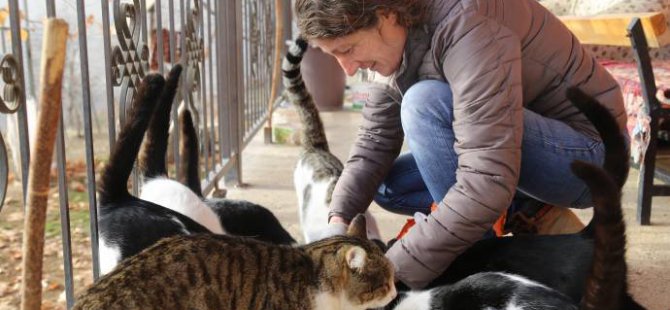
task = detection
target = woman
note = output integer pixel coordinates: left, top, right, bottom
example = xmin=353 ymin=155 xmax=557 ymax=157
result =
xmin=294 ymin=0 xmax=627 ymax=289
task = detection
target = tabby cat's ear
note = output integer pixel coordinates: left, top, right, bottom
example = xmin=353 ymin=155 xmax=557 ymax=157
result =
xmin=346 ymin=214 xmax=367 ymax=239
xmin=345 ymin=246 xmax=367 ymax=271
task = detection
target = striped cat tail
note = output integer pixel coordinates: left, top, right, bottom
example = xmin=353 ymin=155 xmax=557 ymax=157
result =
xmin=98 ymin=74 xmax=166 ymax=205
xmin=138 ymin=64 xmax=183 ymax=179
xmin=282 ymin=37 xmax=329 ymax=152
xmin=179 ymin=109 xmax=203 ymax=197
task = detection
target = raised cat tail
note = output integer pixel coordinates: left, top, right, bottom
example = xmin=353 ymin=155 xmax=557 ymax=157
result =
xmin=282 ymin=37 xmax=329 ymax=152
xmin=138 ymin=64 xmax=183 ymax=179
xmin=567 ymin=87 xmax=630 ymax=237
xmin=566 ymin=88 xmax=637 ymax=310
xmin=571 ymin=160 xmax=627 ymax=310
xmin=179 ymin=109 xmax=203 ymax=197
xmin=98 ymin=74 xmax=166 ymax=205
xmin=566 ymin=87 xmax=629 ymax=187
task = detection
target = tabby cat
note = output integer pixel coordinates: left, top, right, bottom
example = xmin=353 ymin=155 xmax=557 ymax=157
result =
xmin=283 ymin=37 xmax=382 ymax=243
xmin=387 ymin=88 xmax=641 ymax=310
xmin=73 ymin=214 xmax=397 ymax=310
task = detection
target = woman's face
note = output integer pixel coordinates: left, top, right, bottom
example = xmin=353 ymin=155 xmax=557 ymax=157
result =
xmin=312 ymin=12 xmax=407 ymax=77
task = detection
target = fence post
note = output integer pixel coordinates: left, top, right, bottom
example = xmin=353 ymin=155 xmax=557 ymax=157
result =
xmin=234 ymin=0 xmax=245 ymax=186
xmin=221 ymin=0 xmax=245 ymax=186
xmin=20 ymin=18 xmax=68 ymax=310
xmin=264 ymin=0 xmax=284 ymax=144
xmin=7 ymin=0 xmax=30 ymax=202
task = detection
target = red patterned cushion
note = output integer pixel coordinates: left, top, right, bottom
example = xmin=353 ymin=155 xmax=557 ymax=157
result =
xmin=601 ymin=60 xmax=670 ymax=162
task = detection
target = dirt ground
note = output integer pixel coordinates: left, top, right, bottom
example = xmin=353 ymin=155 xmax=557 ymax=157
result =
xmin=0 ymin=107 xmax=668 ymax=309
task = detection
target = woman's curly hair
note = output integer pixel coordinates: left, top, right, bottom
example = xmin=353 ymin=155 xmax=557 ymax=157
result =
xmin=294 ymin=0 xmax=427 ymax=41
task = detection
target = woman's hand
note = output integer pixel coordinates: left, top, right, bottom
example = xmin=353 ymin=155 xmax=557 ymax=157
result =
xmin=329 ymin=215 xmax=349 ymax=225
xmin=312 ymin=216 xmax=349 ymax=241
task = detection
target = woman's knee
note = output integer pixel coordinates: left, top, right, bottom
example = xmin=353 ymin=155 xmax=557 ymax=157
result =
xmin=373 ymin=188 xmax=432 ymax=216
xmin=401 ymin=80 xmax=455 ymax=130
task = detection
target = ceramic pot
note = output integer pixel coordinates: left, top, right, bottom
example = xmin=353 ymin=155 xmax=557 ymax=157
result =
xmin=301 ymin=45 xmax=346 ymax=111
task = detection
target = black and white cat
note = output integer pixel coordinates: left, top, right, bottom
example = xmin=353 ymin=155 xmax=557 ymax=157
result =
xmin=136 ymin=66 xmax=296 ymax=246
xmin=172 ymin=106 xmax=296 ymax=245
xmin=386 ymin=88 xmax=641 ymax=310
xmin=97 ymin=66 xmax=214 ymax=274
xmin=98 ymin=66 xmax=295 ymax=274
xmin=390 ymin=272 xmax=578 ymax=310
xmin=136 ymin=71 xmax=225 ymax=235
xmin=282 ymin=38 xmax=382 ymax=243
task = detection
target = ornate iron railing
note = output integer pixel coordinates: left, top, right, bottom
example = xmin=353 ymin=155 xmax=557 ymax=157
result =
xmin=0 ymin=53 xmax=22 ymax=212
xmin=0 ymin=0 xmax=287 ymax=307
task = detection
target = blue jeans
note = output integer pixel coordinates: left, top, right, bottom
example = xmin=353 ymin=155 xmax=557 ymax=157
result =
xmin=374 ymin=80 xmax=613 ymax=216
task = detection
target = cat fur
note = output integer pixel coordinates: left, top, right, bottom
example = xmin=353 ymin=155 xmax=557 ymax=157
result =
xmin=387 ymin=87 xmax=640 ymax=310
xmin=97 ymin=66 xmax=213 ymax=275
xmin=176 ymin=108 xmax=296 ymax=245
xmin=137 ymin=69 xmax=295 ymax=246
xmin=136 ymin=67 xmax=225 ymax=235
xmin=73 ymin=214 xmax=396 ymax=310
xmin=282 ymin=37 xmax=382 ymax=243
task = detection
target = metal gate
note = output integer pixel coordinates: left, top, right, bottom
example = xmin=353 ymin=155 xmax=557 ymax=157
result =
xmin=0 ymin=0 xmax=287 ymax=307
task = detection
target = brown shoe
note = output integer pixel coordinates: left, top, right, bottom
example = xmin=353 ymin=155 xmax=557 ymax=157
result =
xmin=506 ymin=204 xmax=585 ymax=235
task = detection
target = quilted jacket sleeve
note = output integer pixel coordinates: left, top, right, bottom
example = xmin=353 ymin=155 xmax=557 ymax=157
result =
xmin=328 ymin=83 xmax=404 ymax=222
xmin=385 ymin=6 xmax=524 ymax=289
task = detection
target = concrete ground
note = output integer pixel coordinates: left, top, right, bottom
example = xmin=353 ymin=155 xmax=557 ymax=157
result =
xmin=224 ymin=107 xmax=670 ymax=310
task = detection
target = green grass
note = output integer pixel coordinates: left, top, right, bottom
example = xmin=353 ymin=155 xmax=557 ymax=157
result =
xmin=45 ymin=209 xmax=90 ymax=238
xmin=68 ymin=190 xmax=89 ymax=204
xmin=273 ymin=126 xmax=295 ymax=144
xmin=0 ymin=221 xmax=12 ymax=230
xmin=0 ymin=199 xmax=23 ymax=229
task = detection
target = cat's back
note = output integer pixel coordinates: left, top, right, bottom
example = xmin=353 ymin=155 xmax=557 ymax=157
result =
xmin=207 ymin=198 xmax=297 ymax=245
xmin=75 ymin=234 xmax=317 ymax=310
xmin=140 ymin=177 xmax=225 ymax=234
xmin=297 ymin=149 xmax=343 ymax=179
xmin=420 ymin=273 xmax=577 ymax=310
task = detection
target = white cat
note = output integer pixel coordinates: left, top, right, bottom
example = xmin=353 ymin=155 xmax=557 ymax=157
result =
xmin=295 ymin=162 xmax=381 ymax=243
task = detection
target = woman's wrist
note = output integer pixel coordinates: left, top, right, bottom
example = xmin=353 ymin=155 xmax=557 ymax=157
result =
xmin=329 ymin=215 xmax=349 ymax=225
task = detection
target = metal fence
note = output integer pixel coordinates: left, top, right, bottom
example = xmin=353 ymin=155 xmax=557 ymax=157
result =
xmin=0 ymin=0 xmax=288 ymax=307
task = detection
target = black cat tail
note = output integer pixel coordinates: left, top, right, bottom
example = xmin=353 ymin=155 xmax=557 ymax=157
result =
xmin=138 ymin=64 xmax=183 ymax=179
xmin=282 ymin=37 xmax=329 ymax=152
xmin=179 ymin=109 xmax=203 ymax=197
xmin=98 ymin=74 xmax=166 ymax=205
xmin=568 ymin=88 xmax=644 ymax=309
xmin=567 ymin=87 xmax=630 ymax=236
xmin=571 ymin=161 xmax=628 ymax=310
xmin=566 ymin=87 xmax=630 ymax=187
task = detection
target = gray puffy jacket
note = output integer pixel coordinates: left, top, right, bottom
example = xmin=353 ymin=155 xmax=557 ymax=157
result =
xmin=329 ymin=0 xmax=626 ymax=289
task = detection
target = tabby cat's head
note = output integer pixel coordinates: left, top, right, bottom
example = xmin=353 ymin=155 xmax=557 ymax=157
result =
xmin=312 ymin=214 xmax=397 ymax=309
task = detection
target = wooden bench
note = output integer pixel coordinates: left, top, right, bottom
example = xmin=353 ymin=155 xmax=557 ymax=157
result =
xmin=559 ymin=13 xmax=670 ymax=225
xmin=560 ymin=12 xmax=670 ymax=47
